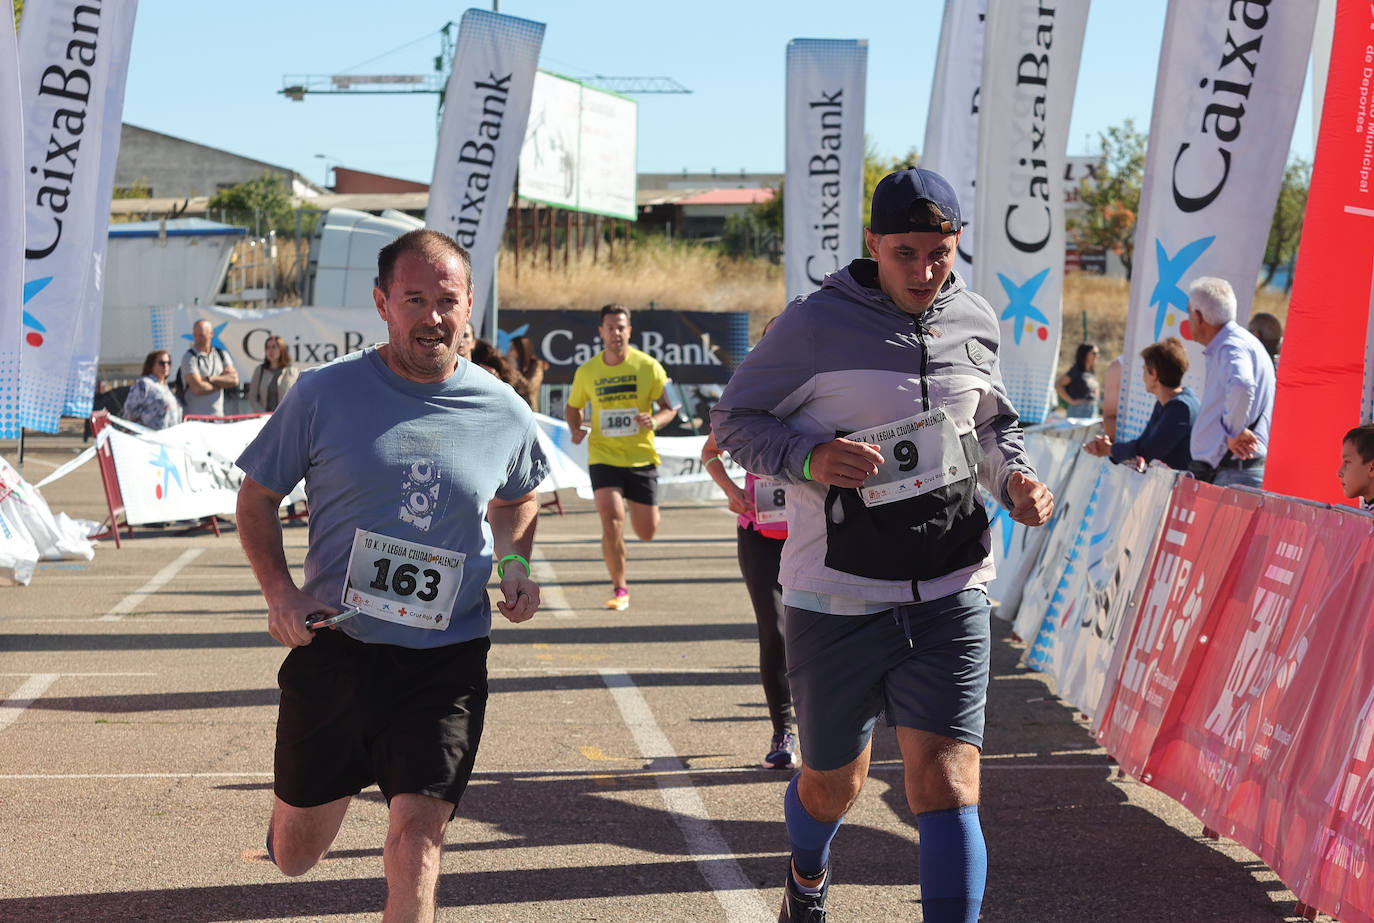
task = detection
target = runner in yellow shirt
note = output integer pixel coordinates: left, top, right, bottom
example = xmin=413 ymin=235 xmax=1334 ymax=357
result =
xmin=566 ymin=304 xmax=677 ymax=610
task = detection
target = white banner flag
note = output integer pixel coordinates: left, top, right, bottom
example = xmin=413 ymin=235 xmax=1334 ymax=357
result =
xmin=972 ymin=0 xmax=1089 ymax=424
xmin=784 ymin=39 xmax=867 ymax=302
xmin=0 ymin=10 xmax=22 ymax=440
xmin=18 ymin=0 xmax=138 ymax=431
xmin=1116 ymin=1 xmax=1317 ymax=441
xmin=426 ymin=9 xmax=544 ymax=333
xmin=922 ymin=0 xmax=986 ymax=282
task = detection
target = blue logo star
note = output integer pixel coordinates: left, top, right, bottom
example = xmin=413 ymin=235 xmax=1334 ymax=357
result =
xmin=497 ymin=323 xmax=529 ymax=355
xmin=180 ymin=321 xmax=231 ymax=351
xmin=148 ymin=445 xmax=183 ymax=497
xmin=1149 ymin=236 xmax=1215 ymax=341
xmin=996 ymin=268 xmax=1051 ymax=345
xmin=22 ymin=277 xmax=52 ymax=345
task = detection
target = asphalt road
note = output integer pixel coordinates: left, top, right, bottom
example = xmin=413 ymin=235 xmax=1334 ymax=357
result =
xmin=0 ymin=430 xmax=1334 ymax=922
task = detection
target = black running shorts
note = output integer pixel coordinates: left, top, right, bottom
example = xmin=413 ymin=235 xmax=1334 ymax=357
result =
xmin=588 ymin=463 xmax=659 ymax=506
xmin=274 ymin=629 xmax=489 ymax=815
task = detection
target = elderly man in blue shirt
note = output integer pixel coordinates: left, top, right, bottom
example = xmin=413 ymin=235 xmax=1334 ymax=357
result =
xmin=1185 ymin=276 xmax=1276 ymax=488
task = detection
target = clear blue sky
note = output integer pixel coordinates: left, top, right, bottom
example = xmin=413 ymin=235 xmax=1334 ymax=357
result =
xmin=120 ymin=2 xmax=1317 ymax=188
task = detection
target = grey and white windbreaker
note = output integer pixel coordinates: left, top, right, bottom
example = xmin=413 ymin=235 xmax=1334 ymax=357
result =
xmin=710 ymin=259 xmax=1036 ymax=606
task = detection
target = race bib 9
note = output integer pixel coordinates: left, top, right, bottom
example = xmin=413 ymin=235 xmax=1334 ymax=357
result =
xmin=600 ymin=407 xmax=639 ymax=438
xmin=752 ymin=477 xmax=787 ymax=524
xmin=342 ymin=529 xmax=465 ymax=630
xmin=845 ymin=408 xmax=972 ymax=507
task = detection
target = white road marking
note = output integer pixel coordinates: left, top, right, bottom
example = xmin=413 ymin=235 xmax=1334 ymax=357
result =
xmin=529 ymin=548 xmax=575 ymax=620
xmin=600 ymin=668 xmax=771 ymax=923
xmin=0 ymin=674 xmax=59 ymax=733
xmin=99 ymin=548 xmax=204 ymax=621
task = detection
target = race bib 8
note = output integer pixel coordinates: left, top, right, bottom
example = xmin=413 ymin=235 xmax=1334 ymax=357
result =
xmin=599 ymin=407 xmax=639 ymax=438
xmin=342 ymin=529 xmax=465 ymax=630
xmin=752 ymin=477 xmax=787 ymax=524
xmin=845 ymin=408 xmax=972 ymax=507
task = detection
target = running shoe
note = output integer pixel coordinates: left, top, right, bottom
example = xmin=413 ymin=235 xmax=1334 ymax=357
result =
xmin=778 ymin=863 xmax=829 ymax=922
xmin=605 ymin=587 xmax=630 ymax=611
xmin=763 ymin=732 xmax=797 ymax=770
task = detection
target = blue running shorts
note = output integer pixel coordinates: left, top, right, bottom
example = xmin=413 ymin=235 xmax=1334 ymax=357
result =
xmin=784 ymin=588 xmax=990 ymax=771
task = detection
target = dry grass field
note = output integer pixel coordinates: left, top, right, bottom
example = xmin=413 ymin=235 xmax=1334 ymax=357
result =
xmin=495 ymin=239 xmax=1291 ymax=376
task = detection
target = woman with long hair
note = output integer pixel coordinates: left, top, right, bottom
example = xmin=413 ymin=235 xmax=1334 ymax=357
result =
xmin=248 ymin=335 xmax=300 ymax=413
xmin=1055 ymin=341 xmax=1100 ymax=419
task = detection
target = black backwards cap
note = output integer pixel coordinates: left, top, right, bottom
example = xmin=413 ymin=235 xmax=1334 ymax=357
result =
xmin=868 ymin=167 xmax=964 ymax=235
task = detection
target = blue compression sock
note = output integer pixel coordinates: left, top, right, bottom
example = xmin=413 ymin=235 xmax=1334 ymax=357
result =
xmin=784 ymin=774 xmax=843 ymax=881
xmin=916 ymin=805 xmax=986 ymax=923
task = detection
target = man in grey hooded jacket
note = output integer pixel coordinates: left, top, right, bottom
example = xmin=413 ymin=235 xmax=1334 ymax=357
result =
xmin=711 ymin=168 xmax=1054 ymax=923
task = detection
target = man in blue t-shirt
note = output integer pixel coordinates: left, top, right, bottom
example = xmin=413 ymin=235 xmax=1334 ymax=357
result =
xmin=236 ymin=229 xmax=549 ymax=921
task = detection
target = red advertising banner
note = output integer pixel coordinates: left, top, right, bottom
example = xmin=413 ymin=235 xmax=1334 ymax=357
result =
xmin=1097 ymin=486 xmax=1374 ymax=922
xmin=1094 ymin=480 xmax=1260 ymax=777
xmin=1265 ymin=0 xmax=1374 ymax=505
xmin=1272 ymin=513 xmax=1374 ymax=921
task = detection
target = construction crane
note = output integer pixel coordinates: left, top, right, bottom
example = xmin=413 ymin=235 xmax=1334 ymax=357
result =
xmin=280 ymin=21 xmax=690 ymax=111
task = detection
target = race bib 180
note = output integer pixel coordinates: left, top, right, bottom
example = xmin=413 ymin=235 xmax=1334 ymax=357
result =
xmin=845 ymin=408 xmax=972 ymax=507
xmin=599 ymin=407 xmax=639 ymax=438
xmin=342 ymin=529 xmax=465 ymax=630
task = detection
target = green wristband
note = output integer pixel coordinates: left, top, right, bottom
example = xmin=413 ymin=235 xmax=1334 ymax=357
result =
xmin=803 ymin=449 xmax=814 ymax=481
xmin=496 ymin=554 xmax=529 ymax=579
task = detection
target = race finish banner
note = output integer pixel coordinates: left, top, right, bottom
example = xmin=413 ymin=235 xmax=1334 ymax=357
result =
xmin=783 ymin=38 xmax=867 ymax=302
xmin=497 ymin=309 xmax=749 ymax=386
xmin=18 ymin=0 xmax=138 ymax=432
xmin=1116 ymin=1 xmax=1317 ymax=442
xmin=972 ymin=0 xmax=1089 ymax=424
xmin=519 ymin=70 xmax=637 ymax=220
xmin=1266 ymin=0 xmax=1374 ymax=502
xmin=923 ymin=0 xmax=987 ymax=282
xmin=427 ymin=9 xmax=544 ymax=333
xmin=0 ymin=11 xmax=22 ymax=439
xmin=159 ymin=304 xmax=387 ymax=370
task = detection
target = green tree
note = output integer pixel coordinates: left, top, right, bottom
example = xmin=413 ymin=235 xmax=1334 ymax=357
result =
xmin=1261 ymin=157 xmax=1309 ymax=293
xmin=13 ymin=0 xmax=22 ymax=30
xmin=1068 ymin=119 xmax=1147 ymax=280
xmin=752 ymin=179 xmax=783 ymax=238
xmin=207 ymin=172 xmax=296 ymax=236
xmin=720 ymin=186 xmax=782 ymax=261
